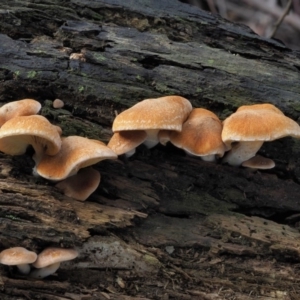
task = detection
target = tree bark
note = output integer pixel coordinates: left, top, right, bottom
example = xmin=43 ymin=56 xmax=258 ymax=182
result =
xmin=0 ymin=0 xmax=300 ymax=299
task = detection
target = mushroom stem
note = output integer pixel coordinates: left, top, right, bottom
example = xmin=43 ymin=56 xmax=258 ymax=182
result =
xmin=200 ymin=154 xmax=216 ymax=162
xmin=124 ymin=148 xmax=136 ymax=157
xmin=144 ymin=129 xmax=160 ymax=148
xmin=30 ymin=262 xmax=61 ymax=279
xmin=158 ymin=130 xmax=171 ymax=146
xmin=222 ymin=141 xmax=264 ymax=166
xmin=32 ymin=143 xmax=45 ymax=164
xmin=17 ymin=263 xmax=31 ymax=275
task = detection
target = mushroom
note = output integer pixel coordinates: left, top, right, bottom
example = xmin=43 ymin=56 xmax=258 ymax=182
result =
xmin=35 ymin=136 xmax=117 ymax=181
xmin=30 ymin=247 xmax=78 ymax=279
xmin=0 ymin=247 xmax=37 ymax=274
xmin=111 ymin=96 xmax=192 ymax=155
xmin=55 ymin=167 xmax=101 ymax=201
xmin=222 ymin=103 xmax=300 ymax=166
xmin=241 ymin=155 xmax=275 ymax=170
xmin=0 ymin=115 xmax=62 ymax=163
xmin=159 ymin=108 xmax=226 ymax=162
xmin=0 ymin=99 xmax=41 ymax=126
xmin=52 ymin=99 xmax=64 ymax=109
xmin=107 ymin=130 xmax=147 ymax=157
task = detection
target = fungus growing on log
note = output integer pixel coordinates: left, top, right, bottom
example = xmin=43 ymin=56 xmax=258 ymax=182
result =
xmin=111 ymin=95 xmax=192 ymax=156
xmin=52 ymin=99 xmax=64 ymax=109
xmin=159 ymin=108 xmax=226 ymax=162
xmin=0 ymin=99 xmax=41 ymax=126
xmin=55 ymin=167 xmax=101 ymax=201
xmin=241 ymin=155 xmax=275 ymax=170
xmin=222 ymin=103 xmax=300 ymax=166
xmin=0 ymin=247 xmax=37 ymax=275
xmin=0 ymin=115 xmax=62 ymax=163
xmin=31 ymin=247 xmax=78 ymax=279
xmin=35 ymin=136 xmax=117 ymax=180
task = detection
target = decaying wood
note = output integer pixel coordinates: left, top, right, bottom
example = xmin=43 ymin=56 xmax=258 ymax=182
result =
xmin=1 ymin=0 xmax=300 ymax=298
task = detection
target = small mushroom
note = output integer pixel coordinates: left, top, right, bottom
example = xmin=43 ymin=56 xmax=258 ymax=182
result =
xmin=241 ymin=155 xmax=275 ymax=170
xmin=31 ymin=247 xmax=78 ymax=279
xmin=0 ymin=115 xmax=62 ymax=163
xmin=222 ymin=103 xmax=300 ymax=166
xmin=52 ymin=99 xmax=64 ymax=109
xmin=55 ymin=167 xmax=101 ymax=201
xmin=35 ymin=136 xmax=117 ymax=180
xmin=111 ymin=96 xmax=192 ymax=155
xmin=0 ymin=247 xmax=37 ymax=275
xmin=159 ymin=108 xmax=226 ymax=162
xmin=0 ymin=99 xmax=41 ymax=126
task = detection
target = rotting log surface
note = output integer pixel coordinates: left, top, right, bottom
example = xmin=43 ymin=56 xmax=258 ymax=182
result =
xmin=0 ymin=0 xmax=300 ymax=299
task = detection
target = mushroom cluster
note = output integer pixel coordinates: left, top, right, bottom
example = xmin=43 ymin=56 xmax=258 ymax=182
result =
xmin=108 ymin=96 xmax=192 ymax=156
xmin=0 ymin=246 xmax=78 ymax=278
xmin=0 ymin=98 xmax=298 ymax=206
xmin=0 ymin=99 xmax=117 ymax=201
xmin=107 ymin=97 xmax=300 ymax=170
xmin=1 ymin=96 xmax=299 ymax=282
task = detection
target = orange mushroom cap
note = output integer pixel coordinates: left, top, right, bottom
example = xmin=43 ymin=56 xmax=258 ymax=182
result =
xmin=55 ymin=167 xmax=101 ymax=201
xmin=0 ymin=99 xmax=41 ymax=126
xmin=222 ymin=103 xmax=300 ymax=147
xmin=222 ymin=103 xmax=300 ymax=166
xmin=32 ymin=247 xmax=78 ymax=269
xmin=112 ymin=96 xmax=192 ymax=132
xmin=0 ymin=247 xmax=37 ymax=274
xmin=36 ymin=136 xmax=117 ymax=180
xmin=169 ymin=108 xmax=226 ymax=160
xmin=241 ymin=155 xmax=275 ymax=170
xmin=0 ymin=115 xmax=61 ymax=157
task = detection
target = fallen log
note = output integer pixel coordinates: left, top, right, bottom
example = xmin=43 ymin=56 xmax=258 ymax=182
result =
xmin=0 ymin=0 xmax=300 ymax=298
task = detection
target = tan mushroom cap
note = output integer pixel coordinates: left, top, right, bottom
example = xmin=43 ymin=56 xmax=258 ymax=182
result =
xmin=53 ymin=99 xmax=64 ymax=109
xmin=241 ymin=155 xmax=275 ymax=169
xmin=107 ymin=130 xmax=147 ymax=156
xmin=222 ymin=103 xmax=300 ymax=147
xmin=0 ymin=247 xmax=37 ymax=266
xmin=236 ymin=103 xmax=284 ymax=115
xmin=32 ymin=247 xmax=78 ymax=269
xmin=0 ymin=99 xmax=41 ymax=126
xmin=112 ymin=95 xmax=192 ymax=132
xmin=0 ymin=115 xmax=62 ymax=157
xmin=55 ymin=167 xmax=101 ymax=201
xmin=36 ymin=136 xmax=117 ymax=180
xmin=168 ymin=108 xmax=226 ymax=159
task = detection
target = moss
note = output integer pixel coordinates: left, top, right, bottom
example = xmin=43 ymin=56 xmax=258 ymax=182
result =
xmin=136 ymin=75 xmax=144 ymax=82
xmin=27 ymin=70 xmax=37 ymax=79
xmin=289 ymin=102 xmax=300 ymax=112
xmin=93 ymin=53 xmax=106 ymax=62
xmin=207 ymin=59 xmax=214 ymax=65
xmin=13 ymin=70 xmax=20 ymax=78
xmin=57 ymin=116 xmax=105 ymax=140
xmin=41 ymin=103 xmax=72 ymax=121
xmin=142 ymin=253 xmax=161 ymax=267
xmin=78 ymin=85 xmax=85 ymax=93
xmin=154 ymin=82 xmax=174 ymax=94
xmin=4 ymin=214 xmax=22 ymax=221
